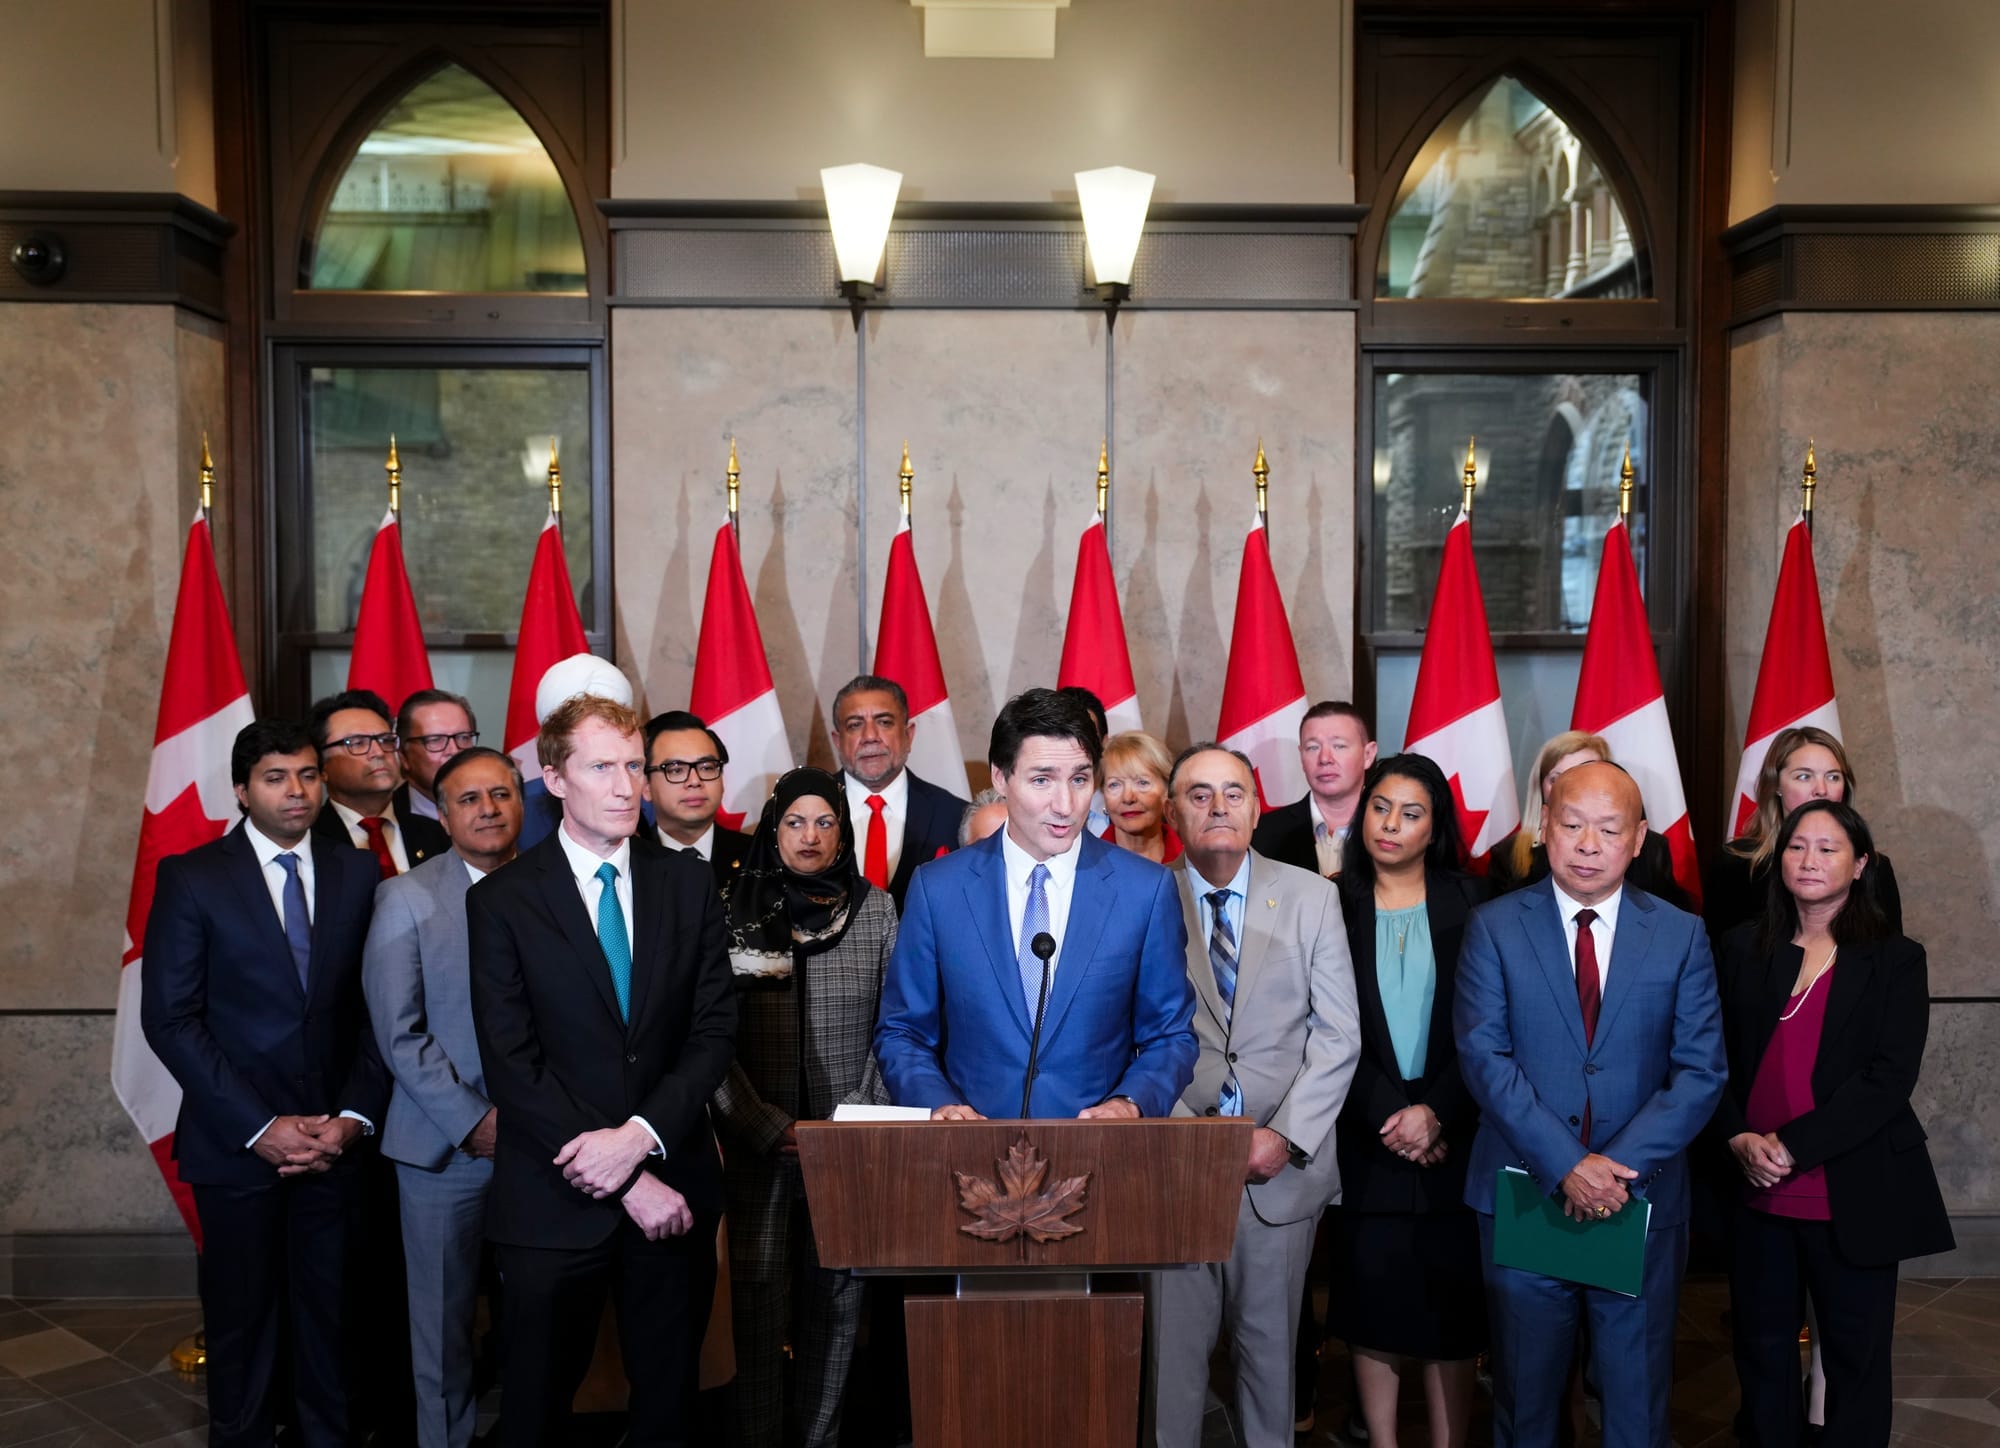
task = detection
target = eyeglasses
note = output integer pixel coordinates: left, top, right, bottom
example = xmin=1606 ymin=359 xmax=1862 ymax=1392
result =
xmin=326 ymin=732 xmax=399 ymax=756
xmin=408 ymin=730 xmax=479 ymax=755
xmin=646 ymin=758 xmax=724 ymax=782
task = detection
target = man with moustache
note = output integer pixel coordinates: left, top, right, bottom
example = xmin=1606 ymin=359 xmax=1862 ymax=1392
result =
xmin=643 ymin=709 xmax=752 ymax=888
xmin=1254 ymin=702 xmax=1377 ymax=879
xmin=1455 ymin=762 xmax=1725 ymax=1448
xmin=142 ymin=719 xmax=387 ymax=1447
xmin=310 ymin=688 xmax=449 ymax=875
xmin=364 ymin=746 xmax=524 ymax=1448
xmin=830 ymin=675 xmax=967 ymax=909
xmin=395 ymin=688 xmax=481 ymax=823
xmin=468 ymin=694 xmax=736 ymax=1448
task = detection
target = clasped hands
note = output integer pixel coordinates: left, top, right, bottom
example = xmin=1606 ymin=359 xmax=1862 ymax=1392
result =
xmin=1560 ymin=1152 xmax=1640 ymax=1222
xmin=1379 ymin=1104 xmax=1446 ymax=1167
xmin=255 ymin=1114 xmax=363 ymax=1176
xmin=556 ymin=1121 xmax=694 ymax=1241
xmin=930 ymin=1098 xmax=1142 ymax=1123
xmin=1728 ymin=1131 xmax=1794 ymax=1190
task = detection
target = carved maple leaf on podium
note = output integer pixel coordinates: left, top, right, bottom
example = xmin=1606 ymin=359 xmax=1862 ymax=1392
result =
xmin=955 ymin=1134 xmax=1090 ymax=1244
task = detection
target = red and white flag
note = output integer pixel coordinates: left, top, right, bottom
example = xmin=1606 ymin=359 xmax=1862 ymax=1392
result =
xmin=503 ymin=509 xmax=589 ymax=771
xmin=346 ymin=508 xmax=432 ymax=716
xmin=1729 ymin=514 xmax=1840 ymax=837
xmin=874 ymin=516 xmax=967 ymax=793
xmin=1217 ymin=513 xmax=1308 ymax=808
xmin=1405 ymin=510 xmax=1519 ymax=866
xmin=692 ymin=522 xmax=790 ymax=831
xmin=112 ymin=511 xmax=255 ymax=1244
xmin=1057 ymin=513 xmax=1141 ymax=735
xmin=1572 ymin=518 xmax=1701 ymax=905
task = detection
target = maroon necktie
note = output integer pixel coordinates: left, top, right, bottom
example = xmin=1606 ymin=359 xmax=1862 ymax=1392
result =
xmin=358 ymin=815 xmax=399 ymax=880
xmin=1574 ymin=907 xmax=1600 ymax=1144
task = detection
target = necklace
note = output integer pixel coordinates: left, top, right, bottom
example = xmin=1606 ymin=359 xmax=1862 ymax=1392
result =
xmin=1779 ymin=943 xmax=1838 ymax=1021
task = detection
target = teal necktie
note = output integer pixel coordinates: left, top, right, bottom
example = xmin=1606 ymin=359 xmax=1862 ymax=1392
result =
xmin=594 ymin=861 xmax=632 ymax=1022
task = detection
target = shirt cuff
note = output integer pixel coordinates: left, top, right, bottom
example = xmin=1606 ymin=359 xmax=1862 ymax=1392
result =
xmin=247 ymin=1117 xmax=276 ymax=1149
xmin=339 ymin=1110 xmax=375 ymax=1136
xmin=628 ymin=1116 xmax=666 ymax=1157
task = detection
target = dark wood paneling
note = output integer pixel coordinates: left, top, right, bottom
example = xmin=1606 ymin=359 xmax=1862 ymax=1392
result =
xmin=1722 ymin=206 xmax=2000 ymax=324
xmin=0 ymin=193 xmax=232 ymax=319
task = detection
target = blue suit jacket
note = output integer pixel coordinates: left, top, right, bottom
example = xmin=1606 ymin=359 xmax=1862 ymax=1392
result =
xmin=1453 ymin=877 xmax=1725 ymax=1228
xmin=875 ymin=831 xmax=1197 ymax=1119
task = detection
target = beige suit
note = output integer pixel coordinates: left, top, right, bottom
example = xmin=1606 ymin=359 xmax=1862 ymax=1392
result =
xmin=1154 ymin=850 xmax=1361 ymax=1448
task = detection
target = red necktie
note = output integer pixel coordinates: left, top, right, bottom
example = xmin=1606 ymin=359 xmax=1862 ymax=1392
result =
xmin=1574 ymin=907 xmax=1601 ymax=1144
xmin=358 ymin=815 xmax=399 ymax=880
xmin=864 ymin=795 xmax=889 ymax=890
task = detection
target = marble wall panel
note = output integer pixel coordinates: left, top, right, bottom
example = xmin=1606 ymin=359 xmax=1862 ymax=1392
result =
xmin=1113 ymin=311 xmax=1358 ymax=750
xmin=611 ymin=308 xmax=859 ymax=770
xmin=1912 ymin=1003 xmax=1999 ymax=1214
xmin=862 ymin=311 xmax=1109 ymax=785
xmin=1726 ymin=312 xmax=2000 ymax=998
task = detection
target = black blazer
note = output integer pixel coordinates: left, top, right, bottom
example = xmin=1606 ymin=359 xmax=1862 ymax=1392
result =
xmin=1489 ymin=833 xmax=1689 ymax=912
xmin=467 ymin=832 xmax=738 ymax=1249
xmin=1334 ymin=869 xmax=1488 ymax=1214
xmin=865 ymin=768 xmax=968 ymax=910
xmin=1252 ymin=796 xmax=1325 ymax=877
xmin=312 ymin=790 xmax=451 ymax=870
xmin=636 ymin=824 xmax=752 ymax=896
xmin=1704 ymin=843 xmax=1903 ymax=943
xmin=141 ymin=822 xmax=388 ymax=1187
xmin=1712 ymin=926 xmax=1953 ymax=1266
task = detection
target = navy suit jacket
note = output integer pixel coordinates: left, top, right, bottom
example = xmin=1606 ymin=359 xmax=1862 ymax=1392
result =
xmin=141 ymin=820 xmax=388 ymax=1187
xmin=1453 ymin=877 xmax=1725 ymax=1229
xmin=875 ymin=831 xmax=1197 ymax=1118
xmin=841 ymin=768 xmax=968 ymax=910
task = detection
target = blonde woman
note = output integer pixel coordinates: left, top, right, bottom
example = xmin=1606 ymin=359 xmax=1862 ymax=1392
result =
xmin=1099 ymin=730 xmax=1182 ymax=865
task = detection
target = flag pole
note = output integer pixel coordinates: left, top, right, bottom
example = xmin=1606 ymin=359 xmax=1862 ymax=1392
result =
xmin=1461 ymin=436 xmax=1478 ymax=518
xmin=1253 ymin=439 xmax=1269 ymax=522
xmin=386 ymin=434 xmax=402 ymax=516
xmin=1096 ymin=439 xmax=1110 ymax=521
xmin=1800 ymin=438 xmax=1818 ymax=537
xmin=727 ymin=436 xmax=741 ymax=539
xmin=1618 ymin=441 xmax=1635 ymax=522
xmin=198 ymin=432 xmax=215 ymax=525
xmin=546 ymin=437 xmax=562 ymax=533
xmin=899 ymin=440 xmax=914 ymax=525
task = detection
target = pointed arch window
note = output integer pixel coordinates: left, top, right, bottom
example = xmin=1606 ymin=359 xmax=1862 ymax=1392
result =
xmin=1377 ymin=75 xmax=1646 ymax=301
xmin=306 ymin=63 xmax=587 ymax=294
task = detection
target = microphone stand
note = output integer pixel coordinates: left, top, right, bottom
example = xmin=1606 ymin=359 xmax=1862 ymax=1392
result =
xmin=1020 ymin=932 xmax=1056 ymax=1118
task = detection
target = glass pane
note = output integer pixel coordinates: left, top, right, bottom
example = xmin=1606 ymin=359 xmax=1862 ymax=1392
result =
xmin=306 ymin=366 xmax=592 ymax=633
xmin=1373 ymin=371 xmax=1648 ymax=633
xmin=1375 ymin=648 xmax=1583 ymax=799
xmin=1378 ymin=75 xmax=1645 ymax=300
xmin=307 ymin=63 xmax=586 ymax=293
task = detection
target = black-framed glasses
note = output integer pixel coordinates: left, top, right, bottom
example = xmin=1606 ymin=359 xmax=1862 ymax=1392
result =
xmin=408 ymin=730 xmax=480 ymax=755
xmin=646 ymin=758 xmax=723 ymax=782
xmin=326 ymin=732 xmax=399 ymax=756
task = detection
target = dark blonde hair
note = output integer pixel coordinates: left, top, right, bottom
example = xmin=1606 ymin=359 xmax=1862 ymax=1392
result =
xmin=538 ymin=694 xmax=645 ymax=772
xmin=1102 ymin=730 xmax=1174 ymax=788
xmin=1729 ymin=725 xmax=1856 ymax=869
xmin=1508 ymin=730 xmax=1611 ymax=879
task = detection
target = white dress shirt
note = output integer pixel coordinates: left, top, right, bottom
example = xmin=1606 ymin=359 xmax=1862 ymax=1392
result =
xmin=1312 ymin=796 xmax=1357 ymax=877
xmin=463 ymin=858 xmax=487 ymax=885
xmin=1551 ymin=880 xmax=1623 ymax=989
xmin=408 ymin=786 xmax=440 ymax=821
xmin=659 ymin=823 xmax=715 ymax=859
xmin=845 ymin=769 xmax=909 ymax=881
xmin=555 ymin=822 xmax=662 ymax=1156
xmin=331 ymin=798 xmax=411 ymax=873
xmin=999 ymin=827 xmax=1081 ymax=977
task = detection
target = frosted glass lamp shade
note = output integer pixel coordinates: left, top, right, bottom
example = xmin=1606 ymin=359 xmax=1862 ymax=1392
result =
xmin=1075 ymin=165 xmax=1155 ymax=288
xmin=820 ymin=163 xmax=903 ymax=287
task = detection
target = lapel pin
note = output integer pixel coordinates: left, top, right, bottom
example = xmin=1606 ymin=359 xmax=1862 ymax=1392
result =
xmin=1266 ymin=898 xmax=1277 ymax=909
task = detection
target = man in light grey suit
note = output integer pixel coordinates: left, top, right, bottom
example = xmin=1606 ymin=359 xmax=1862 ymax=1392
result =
xmin=364 ymin=747 xmax=524 ymax=1448
xmin=1153 ymin=744 xmax=1361 ymax=1448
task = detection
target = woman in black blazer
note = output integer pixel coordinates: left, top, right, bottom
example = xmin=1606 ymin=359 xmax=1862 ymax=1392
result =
xmin=1715 ymin=799 xmax=1952 ymax=1448
xmin=1327 ymin=754 xmax=1488 ymax=1448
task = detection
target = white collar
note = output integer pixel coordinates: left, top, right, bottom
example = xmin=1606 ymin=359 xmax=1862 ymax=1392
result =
xmin=846 ymin=769 xmax=909 ymax=812
xmin=557 ymin=819 xmax=632 ymax=881
xmin=1551 ymin=878 xmax=1623 ymax=933
xmin=331 ymin=797 xmax=393 ymax=832
xmin=999 ymin=822 xmax=1083 ymax=888
xmin=660 ymin=822 xmax=715 ymax=859
xmin=244 ymin=819 xmax=308 ymax=866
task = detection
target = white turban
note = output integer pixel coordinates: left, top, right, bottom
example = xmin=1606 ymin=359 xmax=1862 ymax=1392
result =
xmin=534 ymin=653 xmax=634 ymax=723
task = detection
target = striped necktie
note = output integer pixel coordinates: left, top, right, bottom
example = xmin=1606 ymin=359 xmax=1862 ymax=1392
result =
xmin=1207 ymin=888 xmax=1242 ymax=1117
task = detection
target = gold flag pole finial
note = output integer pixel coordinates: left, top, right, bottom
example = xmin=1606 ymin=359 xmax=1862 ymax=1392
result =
xmin=546 ymin=437 xmax=562 ymax=525
xmin=1253 ymin=439 xmax=1269 ymax=519
xmin=198 ymin=431 xmax=215 ymax=519
xmin=899 ymin=440 xmax=914 ymax=519
xmin=1096 ymin=439 xmax=1110 ymax=519
xmin=386 ymin=434 xmax=403 ymax=516
xmin=1462 ymin=436 xmax=1479 ymax=516
xmin=1618 ymin=441 xmax=1635 ymax=521
xmin=1800 ymin=438 xmax=1818 ymax=532
xmin=726 ymin=436 xmax=741 ymax=531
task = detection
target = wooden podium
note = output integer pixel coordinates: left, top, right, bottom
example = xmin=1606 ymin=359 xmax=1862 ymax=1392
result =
xmin=796 ymin=1118 xmax=1251 ymax=1448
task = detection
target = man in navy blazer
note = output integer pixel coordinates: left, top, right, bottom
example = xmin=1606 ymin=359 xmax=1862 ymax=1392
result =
xmin=142 ymin=718 xmax=388 ymax=1448
xmin=1454 ymin=762 xmax=1725 ymax=1448
xmin=875 ymin=688 xmax=1196 ymax=1120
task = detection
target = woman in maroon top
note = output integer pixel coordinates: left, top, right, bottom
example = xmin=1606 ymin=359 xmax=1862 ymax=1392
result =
xmin=1714 ymin=800 xmax=1952 ymax=1448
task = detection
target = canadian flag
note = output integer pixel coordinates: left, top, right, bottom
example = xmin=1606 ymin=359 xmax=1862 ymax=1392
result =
xmin=1572 ymin=518 xmax=1701 ymax=905
xmin=1057 ymin=513 xmax=1142 ymax=735
xmin=1729 ymin=514 xmax=1840 ymax=837
xmin=691 ymin=522 xmax=790 ymax=831
xmin=503 ymin=509 xmax=589 ymax=770
xmin=112 ymin=511 xmax=255 ymax=1244
xmin=346 ymin=508 xmax=432 ymax=715
xmin=1217 ymin=513 xmax=1308 ymax=808
xmin=875 ymin=515 xmax=967 ymax=793
xmin=1405 ymin=511 xmax=1519 ymax=866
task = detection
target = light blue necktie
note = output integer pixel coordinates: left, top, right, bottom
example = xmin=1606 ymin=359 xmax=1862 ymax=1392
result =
xmin=594 ymin=861 xmax=632 ymax=1022
xmin=1207 ymin=888 xmax=1243 ymax=1117
xmin=1017 ymin=862 xmax=1052 ymax=1019
xmin=276 ymin=853 xmax=311 ymax=992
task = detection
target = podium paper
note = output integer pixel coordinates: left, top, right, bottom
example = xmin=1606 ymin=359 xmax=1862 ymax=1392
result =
xmin=1492 ymin=1167 xmax=1652 ymax=1297
xmin=830 ymin=1104 xmax=932 ymax=1122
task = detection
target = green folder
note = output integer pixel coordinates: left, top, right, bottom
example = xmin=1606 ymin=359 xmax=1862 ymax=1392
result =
xmin=1492 ymin=1167 xmax=1652 ymax=1297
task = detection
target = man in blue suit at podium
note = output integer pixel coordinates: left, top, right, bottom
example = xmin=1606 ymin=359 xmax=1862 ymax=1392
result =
xmin=876 ymin=688 xmax=1197 ymax=1120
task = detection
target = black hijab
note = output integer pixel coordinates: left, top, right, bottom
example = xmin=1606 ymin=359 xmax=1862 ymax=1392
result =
xmin=726 ymin=767 xmax=865 ymax=980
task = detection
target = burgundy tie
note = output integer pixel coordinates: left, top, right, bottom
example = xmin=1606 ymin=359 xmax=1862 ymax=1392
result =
xmin=358 ymin=815 xmax=399 ymax=880
xmin=1574 ymin=908 xmax=1600 ymax=1144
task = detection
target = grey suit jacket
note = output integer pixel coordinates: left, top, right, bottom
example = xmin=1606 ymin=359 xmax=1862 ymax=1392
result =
xmin=1173 ymin=851 xmax=1362 ymax=1226
xmin=364 ymin=849 xmax=494 ymax=1170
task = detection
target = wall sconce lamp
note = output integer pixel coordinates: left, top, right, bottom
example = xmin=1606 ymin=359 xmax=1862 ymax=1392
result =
xmin=1075 ymin=165 xmax=1154 ymax=326
xmin=821 ymin=163 xmax=903 ymax=327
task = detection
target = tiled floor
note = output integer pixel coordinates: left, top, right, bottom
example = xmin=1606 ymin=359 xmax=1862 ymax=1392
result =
xmin=3 ymin=1278 xmax=1996 ymax=1447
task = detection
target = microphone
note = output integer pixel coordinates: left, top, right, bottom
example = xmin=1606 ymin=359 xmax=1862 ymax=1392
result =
xmin=1020 ymin=932 xmax=1058 ymax=1119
